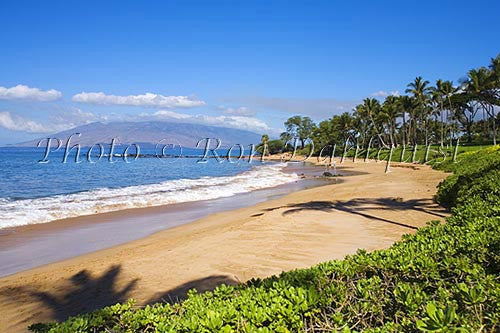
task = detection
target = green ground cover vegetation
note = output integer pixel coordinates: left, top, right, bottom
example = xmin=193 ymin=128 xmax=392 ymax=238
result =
xmin=31 ymin=146 xmax=500 ymax=332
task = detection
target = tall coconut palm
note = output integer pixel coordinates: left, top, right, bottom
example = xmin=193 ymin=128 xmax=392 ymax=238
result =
xmin=450 ymin=92 xmax=478 ymax=143
xmin=359 ymin=98 xmax=383 ymax=136
xmin=462 ymin=67 xmax=496 ymax=144
xmin=397 ymin=95 xmax=414 ymax=146
xmin=489 ymin=54 xmax=500 ymax=144
xmin=406 ymin=76 xmax=432 ymax=145
xmin=380 ymin=95 xmax=401 ymax=146
xmin=438 ymin=80 xmax=457 ymax=145
xmin=336 ymin=112 xmax=355 ymax=142
xmin=260 ymin=134 xmax=270 ymax=156
xmin=353 ymin=104 xmax=371 ymax=147
xmin=431 ymin=80 xmax=446 ymax=147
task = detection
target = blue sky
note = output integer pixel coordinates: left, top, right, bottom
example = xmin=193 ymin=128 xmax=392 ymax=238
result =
xmin=0 ymin=0 xmax=499 ymax=144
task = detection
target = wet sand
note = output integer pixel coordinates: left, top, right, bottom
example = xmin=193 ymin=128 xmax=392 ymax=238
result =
xmin=0 ymin=163 xmax=329 ymax=277
xmin=0 ymin=159 xmax=448 ymax=332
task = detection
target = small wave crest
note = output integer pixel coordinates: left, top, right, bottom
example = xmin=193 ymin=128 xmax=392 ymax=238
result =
xmin=0 ymin=163 xmax=298 ymax=229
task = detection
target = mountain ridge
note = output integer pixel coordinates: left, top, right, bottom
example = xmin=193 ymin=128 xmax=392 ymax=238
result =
xmin=14 ymin=121 xmax=263 ymax=148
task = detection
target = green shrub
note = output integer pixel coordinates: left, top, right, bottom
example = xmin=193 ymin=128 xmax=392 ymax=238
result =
xmin=435 ymin=146 xmax=500 ymax=207
xmin=30 ymin=147 xmax=500 ymax=332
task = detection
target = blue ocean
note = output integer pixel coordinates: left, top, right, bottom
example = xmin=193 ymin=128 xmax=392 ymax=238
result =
xmin=0 ymin=147 xmax=297 ymax=228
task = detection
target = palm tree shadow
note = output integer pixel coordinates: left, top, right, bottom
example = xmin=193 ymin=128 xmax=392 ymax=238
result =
xmin=0 ymin=264 xmax=138 ymax=322
xmin=146 ymin=275 xmax=239 ymax=305
xmin=265 ymin=197 xmax=448 ymax=230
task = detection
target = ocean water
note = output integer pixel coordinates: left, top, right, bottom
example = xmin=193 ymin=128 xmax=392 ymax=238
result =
xmin=0 ymin=147 xmax=298 ymax=228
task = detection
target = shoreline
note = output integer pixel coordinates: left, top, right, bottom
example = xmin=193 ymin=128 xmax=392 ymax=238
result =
xmin=0 ymin=162 xmax=330 ymax=277
xmin=0 ymin=159 xmax=448 ymax=332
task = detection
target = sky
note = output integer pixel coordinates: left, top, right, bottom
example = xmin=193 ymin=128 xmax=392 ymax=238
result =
xmin=0 ymin=0 xmax=499 ymax=145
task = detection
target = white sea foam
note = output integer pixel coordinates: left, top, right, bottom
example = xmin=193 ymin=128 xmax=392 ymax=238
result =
xmin=0 ymin=163 xmax=298 ymax=229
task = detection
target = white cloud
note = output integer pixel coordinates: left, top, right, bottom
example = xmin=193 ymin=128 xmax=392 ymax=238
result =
xmin=218 ymin=106 xmax=256 ymax=116
xmin=153 ymin=110 xmax=191 ymax=119
xmin=72 ymin=91 xmax=205 ymax=108
xmin=0 ymin=106 xmax=274 ymax=135
xmin=199 ymin=115 xmax=271 ymax=133
xmin=0 ymin=84 xmax=62 ymax=101
xmin=50 ymin=108 xmax=108 ymax=127
xmin=371 ymin=90 xmax=400 ymax=97
xmin=229 ymin=96 xmax=358 ymax=118
xmin=0 ymin=112 xmax=66 ymax=133
xmin=0 ymin=109 xmax=107 ymax=134
xmin=142 ymin=109 xmax=273 ymax=133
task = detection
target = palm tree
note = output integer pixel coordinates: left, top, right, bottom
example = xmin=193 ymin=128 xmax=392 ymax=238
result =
xmin=489 ymin=54 xmax=500 ymax=144
xmin=431 ymin=79 xmax=446 ymax=147
xmin=336 ymin=112 xmax=355 ymax=142
xmin=462 ymin=67 xmax=496 ymax=144
xmin=440 ymin=80 xmax=457 ymax=146
xmin=257 ymin=134 xmax=270 ymax=156
xmin=359 ymin=98 xmax=384 ymax=143
xmin=406 ymin=76 xmax=432 ymax=145
xmin=283 ymin=54 xmax=498 ymax=151
xmin=380 ymin=96 xmax=400 ymax=146
xmin=450 ymin=92 xmax=478 ymax=143
xmin=279 ymin=132 xmax=292 ymax=147
xmin=353 ymin=104 xmax=371 ymax=147
xmin=397 ymin=95 xmax=414 ymax=146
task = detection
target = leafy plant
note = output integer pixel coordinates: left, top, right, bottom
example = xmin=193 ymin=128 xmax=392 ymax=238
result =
xmin=30 ymin=147 xmax=500 ymax=332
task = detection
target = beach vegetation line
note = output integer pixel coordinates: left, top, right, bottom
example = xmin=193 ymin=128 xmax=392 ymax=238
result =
xmin=29 ymin=146 xmax=500 ymax=332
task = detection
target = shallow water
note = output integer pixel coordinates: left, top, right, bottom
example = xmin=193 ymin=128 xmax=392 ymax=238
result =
xmin=0 ymin=159 xmax=332 ymax=277
xmin=0 ymin=147 xmax=298 ymax=228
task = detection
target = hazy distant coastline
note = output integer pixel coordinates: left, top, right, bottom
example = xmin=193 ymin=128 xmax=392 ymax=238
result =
xmin=11 ymin=121 xmax=262 ymax=148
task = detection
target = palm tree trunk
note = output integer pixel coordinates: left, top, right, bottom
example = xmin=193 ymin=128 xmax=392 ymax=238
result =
xmin=412 ymin=117 xmax=417 ymax=145
xmin=483 ymin=109 xmax=486 ymax=129
xmin=491 ymin=105 xmax=497 ymax=145
xmin=389 ymin=125 xmax=395 ymax=147
xmin=440 ymin=101 xmax=444 ymax=147
xmin=467 ymin=114 xmax=473 ymax=143
xmin=424 ymin=124 xmax=428 ymax=146
xmin=445 ymin=109 xmax=449 ymax=147
xmin=402 ymin=113 xmax=406 ymax=146
xmin=447 ymin=97 xmax=454 ymax=146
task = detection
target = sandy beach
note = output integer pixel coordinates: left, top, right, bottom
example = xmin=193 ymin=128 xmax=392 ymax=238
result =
xmin=0 ymin=159 xmax=448 ymax=332
xmin=0 ymin=163 xmax=328 ymax=277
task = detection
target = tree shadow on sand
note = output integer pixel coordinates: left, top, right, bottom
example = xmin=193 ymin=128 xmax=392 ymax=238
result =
xmin=0 ymin=264 xmax=138 ymax=322
xmin=146 ymin=274 xmax=239 ymax=305
xmin=0 ymin=266 xmax=241 ymax=327
xmin=259 ymin=197 xmax=448 ymax=230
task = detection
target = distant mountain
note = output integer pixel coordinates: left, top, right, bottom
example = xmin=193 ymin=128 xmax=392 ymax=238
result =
xmin=15 ymin=121 xmax=263 ymax=148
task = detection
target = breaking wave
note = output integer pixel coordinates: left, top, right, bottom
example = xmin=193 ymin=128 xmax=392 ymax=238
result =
xmin=0 ymin=163 xmax=298 ymax=228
